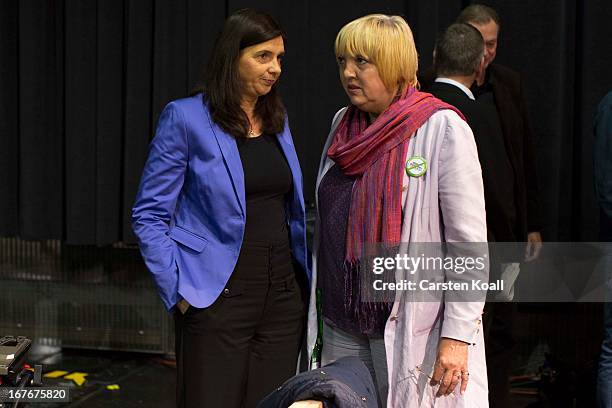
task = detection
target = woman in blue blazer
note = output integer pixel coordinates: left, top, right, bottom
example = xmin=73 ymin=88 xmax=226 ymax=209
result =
xmin=131 ymin=9 xmax=309 ymax=408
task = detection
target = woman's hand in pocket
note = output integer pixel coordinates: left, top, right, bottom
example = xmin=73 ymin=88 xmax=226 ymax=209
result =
xmin=177 ymin=298 xmax=190 ymax=314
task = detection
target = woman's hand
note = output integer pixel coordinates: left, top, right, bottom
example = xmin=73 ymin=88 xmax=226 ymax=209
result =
xmin=431 ymin=337 xmax=469 ymax=397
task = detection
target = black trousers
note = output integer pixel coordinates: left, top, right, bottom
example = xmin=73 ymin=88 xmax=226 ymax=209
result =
xmin=174 ymin=241 xmax=306 ymax=408
xmin=483 ymin=301 xmax=516 ymax=408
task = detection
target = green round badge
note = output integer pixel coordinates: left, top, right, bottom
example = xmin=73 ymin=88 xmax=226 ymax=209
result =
xmin=405 ymin=156 xmax=427 ymax=177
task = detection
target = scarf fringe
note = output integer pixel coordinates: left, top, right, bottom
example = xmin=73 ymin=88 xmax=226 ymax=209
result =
xmin=342 ymin=255 xmax=394 ymax=334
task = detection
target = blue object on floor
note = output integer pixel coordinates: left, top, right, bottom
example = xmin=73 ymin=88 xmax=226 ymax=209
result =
xmin=257 ymin=356 xmax=378 ymax=408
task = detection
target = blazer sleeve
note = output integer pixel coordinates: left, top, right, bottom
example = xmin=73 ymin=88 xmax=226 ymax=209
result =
xmin=518 ymin=76 xmax=543 ymax=234
xmin=437 ymin=112 xmax=488 ymax=343
xmin=131 ymin=102 xmax=188 ymax=311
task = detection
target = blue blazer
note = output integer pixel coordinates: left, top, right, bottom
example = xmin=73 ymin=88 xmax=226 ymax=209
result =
xmin=132 ymin=93 xmax=310 ymax=311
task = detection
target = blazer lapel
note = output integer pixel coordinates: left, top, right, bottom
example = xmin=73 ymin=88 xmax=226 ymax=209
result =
xmin=204 ymin=108 xmax=246 ymax=216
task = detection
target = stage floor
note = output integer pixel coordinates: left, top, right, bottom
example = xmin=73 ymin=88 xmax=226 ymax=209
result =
xmin=10 ymin=346 xmax=548 ymax=408
xmin=18 ymin=347 xmax=175 ymax=407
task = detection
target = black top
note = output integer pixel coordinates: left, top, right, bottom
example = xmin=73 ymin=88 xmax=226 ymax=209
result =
xmin=429 ymin=81 xmax=516 ymax=241
xmin=237 ymin=134 xmax=293 ymax=244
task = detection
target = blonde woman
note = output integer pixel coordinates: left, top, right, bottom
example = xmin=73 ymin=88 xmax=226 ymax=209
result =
xmin=307 ymin=15 xmax=489 ymax=407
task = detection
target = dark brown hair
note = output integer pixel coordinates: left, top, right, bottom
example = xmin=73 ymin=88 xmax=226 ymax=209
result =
xmin=195 ymin=9 xmax=286 ymax=138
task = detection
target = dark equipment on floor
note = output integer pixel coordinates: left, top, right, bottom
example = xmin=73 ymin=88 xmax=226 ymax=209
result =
xmin=0 ymin=335 xmax=43 ymax=408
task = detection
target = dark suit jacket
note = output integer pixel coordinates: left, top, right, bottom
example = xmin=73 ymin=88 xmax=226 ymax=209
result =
xmin=421 ymin=64 xmax=542 ymax=240
xmin=428 ymin=81 xmax=506 ymax=242
xmin=594 ymin=90 xmax=612 ymax=241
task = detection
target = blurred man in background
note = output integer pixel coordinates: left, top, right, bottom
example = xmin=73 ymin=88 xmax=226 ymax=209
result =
xmin=594 ymin=90 xmax=612 ymax=408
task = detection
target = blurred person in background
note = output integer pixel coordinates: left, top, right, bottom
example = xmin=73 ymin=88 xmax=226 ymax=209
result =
xmin=594 ymin=90 xmax=612 ymax=408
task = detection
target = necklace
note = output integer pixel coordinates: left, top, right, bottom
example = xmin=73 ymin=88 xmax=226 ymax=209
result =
xmin=248 ymin=121 xmax=261 ymax=137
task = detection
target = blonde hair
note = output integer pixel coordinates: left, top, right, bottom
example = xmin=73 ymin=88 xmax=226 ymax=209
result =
xmin=335 ymin=14 xmax=419 ymax=92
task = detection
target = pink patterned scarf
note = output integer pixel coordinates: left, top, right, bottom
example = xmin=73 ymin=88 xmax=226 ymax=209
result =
xmin=328 ymin=87 xmax=464 ymax=264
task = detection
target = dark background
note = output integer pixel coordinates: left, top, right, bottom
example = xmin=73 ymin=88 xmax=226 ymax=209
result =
xmin=1 ymin=0 xmax=612 ymax=245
